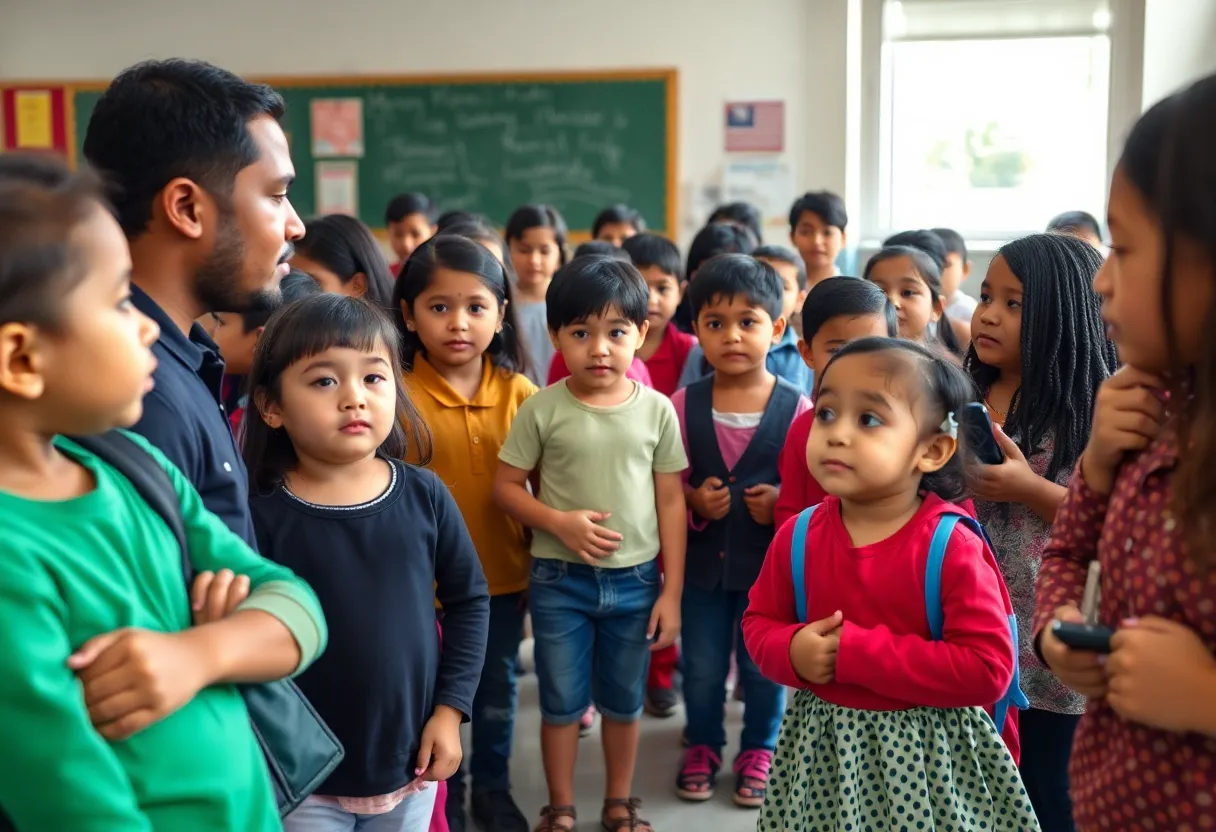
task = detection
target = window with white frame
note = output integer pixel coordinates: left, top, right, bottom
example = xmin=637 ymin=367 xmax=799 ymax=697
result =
xmin=870 ymin=0 xmax=1118 ymax=241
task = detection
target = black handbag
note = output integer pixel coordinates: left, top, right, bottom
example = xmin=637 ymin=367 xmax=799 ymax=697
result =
xmin=69 ymin=431 xmax=344 ymax=817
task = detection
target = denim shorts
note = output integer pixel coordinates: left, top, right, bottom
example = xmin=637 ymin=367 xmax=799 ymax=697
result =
xmin=528 ymin=557 xmax=661 ymax=725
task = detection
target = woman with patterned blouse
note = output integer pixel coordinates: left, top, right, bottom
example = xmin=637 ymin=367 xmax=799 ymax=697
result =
xmin=1037 ymin=74 xmax=1216 ymax=832
xmin=965 ymin=233 xmax=1117 ymax=832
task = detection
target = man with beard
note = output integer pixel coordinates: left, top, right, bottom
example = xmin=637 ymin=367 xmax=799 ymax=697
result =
xmin=84 ymin=59 xmax=303 ymax=546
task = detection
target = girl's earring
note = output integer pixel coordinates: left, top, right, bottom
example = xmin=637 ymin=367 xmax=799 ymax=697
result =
xmin=406 ymin=322 xmax=416 ymax=332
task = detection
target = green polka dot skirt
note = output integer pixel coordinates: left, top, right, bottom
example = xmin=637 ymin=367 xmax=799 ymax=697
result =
xmin=758 ymin=691 xmax=1040 ymax=831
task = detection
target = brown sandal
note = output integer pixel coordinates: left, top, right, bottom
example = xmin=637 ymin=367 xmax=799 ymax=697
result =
xmin=601 ymin=797 xmax=653 ymax=832
xmin=534 ymin=804 xmax=577 ymax=832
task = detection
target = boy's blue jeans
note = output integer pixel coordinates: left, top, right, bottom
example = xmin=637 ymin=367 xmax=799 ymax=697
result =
xmin=449 ymin=592 xmax=526 ymax=797
xmin=529 ymin=557 xmax=660 ymax=724
xmin=681 ymin=582 xmax=784 ymax=753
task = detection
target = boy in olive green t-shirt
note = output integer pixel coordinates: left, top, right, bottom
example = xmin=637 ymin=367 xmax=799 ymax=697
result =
xmin=495 ymin=257 xmax=687 ymax=832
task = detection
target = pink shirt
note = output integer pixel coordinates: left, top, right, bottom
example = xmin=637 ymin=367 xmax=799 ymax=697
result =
xmin=743 ymin=494 xmax=1020 ymax=760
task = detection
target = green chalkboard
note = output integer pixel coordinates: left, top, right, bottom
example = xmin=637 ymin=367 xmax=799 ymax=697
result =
xmin=70 ymin=71 xmax=675 ymax=233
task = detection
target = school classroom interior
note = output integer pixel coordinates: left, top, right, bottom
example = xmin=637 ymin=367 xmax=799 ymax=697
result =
xmin=2 ymin=0 xmax=1216 ymax=829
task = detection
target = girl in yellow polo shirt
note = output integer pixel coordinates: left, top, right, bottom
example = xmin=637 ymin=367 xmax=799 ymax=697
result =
xmin=394 ymin=234 xmax=536 ymax=832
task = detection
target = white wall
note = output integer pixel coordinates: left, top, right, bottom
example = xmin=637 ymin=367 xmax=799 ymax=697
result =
xmin=1141 ymin=0 xmax=1216 ymax=108
xmin=0 ymin=0 xmax=856 ymax=244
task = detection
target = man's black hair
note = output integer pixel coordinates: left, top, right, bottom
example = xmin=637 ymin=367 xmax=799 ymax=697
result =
xmin=83 ymin=59 xmax=285 ymax=238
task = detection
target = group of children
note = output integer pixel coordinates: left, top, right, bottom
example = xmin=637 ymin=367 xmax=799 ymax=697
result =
xmin=1 ymin=60 xmax=1216 ymax=832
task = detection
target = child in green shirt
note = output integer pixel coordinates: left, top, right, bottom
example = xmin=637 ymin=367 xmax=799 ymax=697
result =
xmin=0 ymin=156 xmax=327 ymax=830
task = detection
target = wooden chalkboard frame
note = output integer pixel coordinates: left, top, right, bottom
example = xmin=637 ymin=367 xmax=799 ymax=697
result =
xmin=16 ymin=67 xmax=678 ymax=236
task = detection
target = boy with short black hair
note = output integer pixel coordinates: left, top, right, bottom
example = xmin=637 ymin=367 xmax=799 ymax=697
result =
xmin=619 ymin=232 xmax=696 ymax=718
xmin=678 ymin=246 xmax=815 ymax=396
xmin=752 ymin=246 xmax=812 ymax=393
xmin=385 ymin=192 xmax=438 ymax=270
xmin=931 ymin=227 xmax=978 ymax=323
xmin=494 ymin=257 xmax=687 ymax=832
xmin=623 ymin=233 xmax=696 ymax=399
xmin=672 ymin=254 xmax=810 ymax=809
xmin=788 ymin=191 xmax=846 ymax=290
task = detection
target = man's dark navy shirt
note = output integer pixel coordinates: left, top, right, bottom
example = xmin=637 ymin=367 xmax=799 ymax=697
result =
xmin=130 ymin=286 xmax=258 ymax=548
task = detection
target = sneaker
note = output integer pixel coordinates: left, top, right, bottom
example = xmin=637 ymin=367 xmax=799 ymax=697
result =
xmin=644 ymin=686 xmax=678 ymax=718
xmin=675 ymin=745 xmax=721 ymax=802
xmin=579 ymin=705 xmax=596 ymax=737
xmin=470 ymin=789 xmax=529 ymax=832
xmin=732 ymin=749 xmax=773 ymax=808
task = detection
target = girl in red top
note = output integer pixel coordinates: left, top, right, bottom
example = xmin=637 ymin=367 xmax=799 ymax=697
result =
xmin=744 ymin=337 xmax=1038 ymax=831
xmin=773 ymin=277 xmax=897 ymax=528
xmin=1035 ymin=74 xmax=1216 ymax=832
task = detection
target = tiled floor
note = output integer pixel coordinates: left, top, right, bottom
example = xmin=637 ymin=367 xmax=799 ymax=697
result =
xmin=458 ymin=642 xmax=760 ymax=832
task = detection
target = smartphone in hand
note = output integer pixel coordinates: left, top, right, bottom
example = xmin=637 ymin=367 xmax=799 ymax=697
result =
xmin=959 ymin=402 xmax=1004 ymax=465
xmin=1051 ymin=620 xmax=1114 ymax=653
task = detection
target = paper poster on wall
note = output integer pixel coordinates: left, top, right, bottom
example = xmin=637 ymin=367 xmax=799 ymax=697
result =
xmin=311 ymin=98 xmax=364 ymax=158
xmin=724 ymin=101 xmax=784 ymax=153
xmin=316 ymin=161 xmax=359 ymax=216
xmin=13 ymin=90 xmax=54 ymax=149
xmin=722 ymin=158 xmax=796 ymax=232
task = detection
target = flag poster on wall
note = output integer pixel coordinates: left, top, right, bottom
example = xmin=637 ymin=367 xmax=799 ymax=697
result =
xmin=724 ymin=101 xmax=784 ymax=153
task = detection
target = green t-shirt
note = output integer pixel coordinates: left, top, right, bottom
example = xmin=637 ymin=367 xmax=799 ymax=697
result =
xmin=0 ymin=433 xmax=327 ymax=832
xmin=498 ymin=381 xmax=688 ymax=568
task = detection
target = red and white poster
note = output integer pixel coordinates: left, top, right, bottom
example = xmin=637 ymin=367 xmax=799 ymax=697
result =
xmin=311 ymin=98 xmax=364 ymax=158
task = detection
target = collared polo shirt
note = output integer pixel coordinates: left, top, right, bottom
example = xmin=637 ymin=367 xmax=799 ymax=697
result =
xmin=404 ymin=356 xmax=537 ymax=595
xmin=129 ymin=286 xmax=257 ymax=548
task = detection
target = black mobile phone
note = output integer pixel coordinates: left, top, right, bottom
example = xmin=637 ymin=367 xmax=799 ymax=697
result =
xmin=1051 ymin=620 xmax=1114 ymax=654
xmin=958 ymin=401 xmax=1004 ymax=465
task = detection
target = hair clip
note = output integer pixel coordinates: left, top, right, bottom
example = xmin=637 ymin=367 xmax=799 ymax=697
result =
xmin=941 ymin=412 xmax=959 ymax=440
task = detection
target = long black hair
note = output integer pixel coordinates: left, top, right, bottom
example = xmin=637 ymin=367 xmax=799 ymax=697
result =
xmin=391 ymin=234 xmax=528 ymax=374
xmin=819 ymin=336 xmax=978 ymax=501
xmin=1121 ymin=73 xmax=1216 ymax=566
xmin=294 ymin=214 xmax=396 ymax=310
xmin=242 ymin=293 xmax=432 ymax=493
xmin=965 ymin=233 xmax=1116 ymax=481
xmin=864 ymin=245 xmax=962 ymax=356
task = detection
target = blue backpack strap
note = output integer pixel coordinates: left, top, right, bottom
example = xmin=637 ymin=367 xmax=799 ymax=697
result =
xmin=924 ymin=515 xmax=959 ymax=639
xmin=790 ymin=506 xmax=819 ymax=623
xmin=924 ymin=512 xmax=1029 ymax=733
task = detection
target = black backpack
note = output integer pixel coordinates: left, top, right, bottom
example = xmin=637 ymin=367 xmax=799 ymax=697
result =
xmin=0 ymin=431 xmax=343 ymax=830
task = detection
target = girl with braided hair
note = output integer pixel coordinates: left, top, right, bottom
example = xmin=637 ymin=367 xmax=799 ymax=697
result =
xmin=965 ymin=232 xmax=1117 ymax=832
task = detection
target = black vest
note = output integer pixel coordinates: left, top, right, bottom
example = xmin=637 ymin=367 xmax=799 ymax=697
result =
xmin=684 ymin=375 xmax=801 ymax=593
